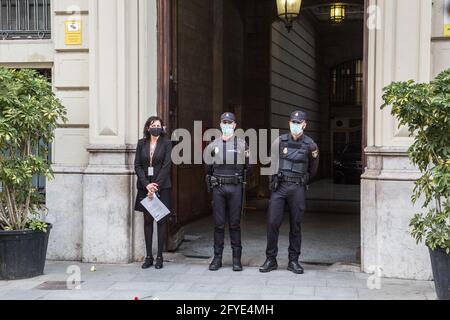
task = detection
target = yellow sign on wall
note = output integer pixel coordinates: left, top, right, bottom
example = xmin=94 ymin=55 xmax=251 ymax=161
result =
xmin=445 ymin=0 xmax=450 ymax=36
xmin=65 ymin=19 xmax=82 ymax=45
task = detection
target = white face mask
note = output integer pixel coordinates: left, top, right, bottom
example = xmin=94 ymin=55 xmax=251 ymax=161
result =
xmin=221 ymin=123 xmax=235 ymax=138
xmin=290 ymin=123 xmax=305 ymax=136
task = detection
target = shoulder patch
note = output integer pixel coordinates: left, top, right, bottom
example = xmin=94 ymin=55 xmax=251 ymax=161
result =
xmin=312 ymin=149 xmax=319 ymax=159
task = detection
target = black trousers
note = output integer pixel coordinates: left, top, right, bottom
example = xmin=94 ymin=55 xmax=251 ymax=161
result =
xmin=212 ymin=184 xmax=243 ymax=256
xmin=142 ymin=188 xmax=171 ymax=258
xmin=266 ymin=182 xmax=306 ymax=261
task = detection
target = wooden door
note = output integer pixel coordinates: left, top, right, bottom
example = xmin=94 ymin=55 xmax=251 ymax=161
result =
xmin=158 ymin=0 xmax=214 ymax=250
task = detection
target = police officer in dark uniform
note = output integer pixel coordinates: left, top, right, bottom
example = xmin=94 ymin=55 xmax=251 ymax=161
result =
xmin=260 ymin=111 xmax=319 ymax=274
xmin=205 ymin=112 xmax=252 ymax=272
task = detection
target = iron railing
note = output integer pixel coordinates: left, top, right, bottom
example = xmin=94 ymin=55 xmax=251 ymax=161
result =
xmin=0 ymin=0 xmax=51 ymax=40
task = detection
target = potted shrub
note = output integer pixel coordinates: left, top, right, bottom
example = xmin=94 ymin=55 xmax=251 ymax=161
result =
xmin=0 ymin=68 xmax=67 ymax=280
xmin=382 ymin=68 xmax=450 ymax=300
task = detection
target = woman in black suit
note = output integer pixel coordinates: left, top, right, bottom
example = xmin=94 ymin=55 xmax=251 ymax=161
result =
xmin=134 ymin=116 xmax=172 ymax=270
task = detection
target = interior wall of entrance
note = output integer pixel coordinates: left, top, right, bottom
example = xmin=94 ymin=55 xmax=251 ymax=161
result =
xmin=168 ymin=0 xmax=365 ymax=264
xmin=170 ymin=0 xmax=274 ymax=237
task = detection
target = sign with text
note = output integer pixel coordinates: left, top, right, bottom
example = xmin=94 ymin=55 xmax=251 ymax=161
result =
xmin=65 ymin=19 xmax=82 ymax=45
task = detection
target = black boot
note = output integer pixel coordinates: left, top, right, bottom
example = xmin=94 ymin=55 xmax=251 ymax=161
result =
xmin=209 ymin=255 xmax=223 ymax=271
xmin=141 ymin=256 xmax=154 ymax=269
xmin=287 ymin=260 xmax=304 ymax=274
xmin=232 ymin=256 xmax=243 ymax=272
xmin=259 ymin=258 xmax=278 ymax=273
xmin=155 ymin=256 xmax=164 ymax=269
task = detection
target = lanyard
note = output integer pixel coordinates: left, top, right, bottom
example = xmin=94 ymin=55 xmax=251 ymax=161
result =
xmin=149 ymin=141 xmax=157 ymax=167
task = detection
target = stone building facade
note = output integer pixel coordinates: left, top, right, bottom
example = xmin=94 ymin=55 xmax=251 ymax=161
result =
xmin=0 ymin=0 xmax=449 ymax=281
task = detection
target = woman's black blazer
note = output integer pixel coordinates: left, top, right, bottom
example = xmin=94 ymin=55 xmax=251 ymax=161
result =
xmin=134 ymin=136 xmax=172 ymax=212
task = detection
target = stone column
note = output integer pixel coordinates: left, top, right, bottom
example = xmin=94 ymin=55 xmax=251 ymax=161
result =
xmin=82 ymin=0 xmax=139 ymax=263
xmin=46 ymin=0 xmax=90 ymax=261
xmin=362 ymin=0 xmax=433 ymax=280
xmin=81 ymin=0 xmax=158 ymax=263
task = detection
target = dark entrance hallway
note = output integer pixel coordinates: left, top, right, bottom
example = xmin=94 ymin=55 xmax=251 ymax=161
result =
xmin=160 ymin=0 xmax=366 ymax=266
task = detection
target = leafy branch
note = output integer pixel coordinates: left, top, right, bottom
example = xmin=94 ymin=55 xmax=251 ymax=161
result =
xmin=382 ymin=68 xmax=450 ymax=253
xmin=0 ymin=68 xmax=67 ymax=231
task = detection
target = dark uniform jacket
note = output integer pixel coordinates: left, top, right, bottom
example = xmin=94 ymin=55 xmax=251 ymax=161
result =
xmin=134 ymin=136 xmax=173 ymax=212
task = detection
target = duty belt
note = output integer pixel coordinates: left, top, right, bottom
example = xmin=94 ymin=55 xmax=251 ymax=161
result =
xmin=281 ymin=175 xmax=305 ymax=184
xmin=213 ymin=175 xmax=244 ymax=185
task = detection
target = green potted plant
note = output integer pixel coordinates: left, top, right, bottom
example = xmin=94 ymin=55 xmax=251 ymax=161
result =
xmin=382 ymin=68 xmax=450 ymax=300
xmin=0 ymin=68 xmax=67 ymax=280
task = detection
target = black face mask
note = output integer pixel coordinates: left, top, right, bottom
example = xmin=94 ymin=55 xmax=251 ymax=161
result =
xmin=149 ymin=128 xmax=163 ymax=137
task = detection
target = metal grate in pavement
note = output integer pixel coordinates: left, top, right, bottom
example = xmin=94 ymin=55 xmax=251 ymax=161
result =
xmin=34 ymin=281 xmax=84 ymax=291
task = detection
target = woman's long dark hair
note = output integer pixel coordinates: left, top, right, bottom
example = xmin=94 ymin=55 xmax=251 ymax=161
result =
xmin=143 ymin=116 xmax=166 ymax=139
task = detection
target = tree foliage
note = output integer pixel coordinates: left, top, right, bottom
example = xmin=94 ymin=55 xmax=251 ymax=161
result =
xmin=0 ymin=68 xmax=67 ymax=231
xmin=382 ymin=68 xmax=450 ymax=253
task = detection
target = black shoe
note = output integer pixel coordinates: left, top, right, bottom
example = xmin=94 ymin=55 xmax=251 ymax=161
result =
xmin=155 ymin=256 xmax=164 ymax=269
xmin=209 ymin=255 xmax=223 ymax=271
xmin=287 ymin=260 xmax=304 ymax=274
xmin=259 ymin=258 xmax=278 ymax=273
xmin=232 ymin=257 xmax=243 ymax=272
xmin=141 ymin=257 xmax=154 ymax=269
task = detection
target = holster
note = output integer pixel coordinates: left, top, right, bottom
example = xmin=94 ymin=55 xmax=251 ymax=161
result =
xmin=206 ymin=175 xmax=212 ymax=193
xmin=206 ymin=175 xmax=219 ymax=193
xmin=269 ymin=174 xmax=280 ymax=192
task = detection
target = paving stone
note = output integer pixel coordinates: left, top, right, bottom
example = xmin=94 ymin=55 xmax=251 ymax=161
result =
xmin=226 ymin=276 xmax=268 ymax=286
xmin=315 ymin=287 xmax=358 ymax=299
xmin=131 ymin=272 xmax=182 ymax=283
xmin=167 ymin=282 xmax=195 ymax=292
xmin=172 ymin=274 xmax=232 ymax=284
xmin=230 ymin=284 xmax=292 ymax=295
xmin=293 ymin=280 xmax=327 ymax=287
xmin=185 ymin=265 xmax=211 ymax=275
xmin=268 ymin=277 xmax=326 ymax=287
xmin=76 ymin=281 xmax=116 ymax=291
xmin=0 ymin=261 xmax=434 ymax=300
xmin=105 ymin=290 xmax=155 ymax=300
xmin=190 ymin=283 xmax=231 ymax=293
xmin=152 ymin=291 xmax=217 ymax=300
xmin=326 ymin=279 xmax=368 ymax=289
xmin=41 ymin=290 xmax=112 ymax=300
xmin=1 ymin=280 xmax=44 ymax=291
xmin=0 ymin=290 xmax=49 ymax=300
xmin=292 ymin=286 xmax=316 ymax=296
xmin=357 ymin=288 xmax=427 ymax=300
xmin=376 ymin=284 xmax=432 ymax=295
xmin=215 ymin=293 xmax=263 ymax=300
xmin=260 ymin=294 xmax=304 ymax=300
xmin=108 ymin=281 xmax=172 ymax=291
xmin=314 ymin=271 xmax=357 ymax=281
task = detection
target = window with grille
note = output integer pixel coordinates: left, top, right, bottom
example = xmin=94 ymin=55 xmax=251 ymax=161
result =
xmin=0 ymin=0 xmax=51 ymax=40
xmin=330 ymin=59 xmax=363 ymax=107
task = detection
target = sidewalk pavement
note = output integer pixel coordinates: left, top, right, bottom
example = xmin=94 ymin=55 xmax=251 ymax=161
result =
xmin=0 ymin=254 xmax=437 ymax=300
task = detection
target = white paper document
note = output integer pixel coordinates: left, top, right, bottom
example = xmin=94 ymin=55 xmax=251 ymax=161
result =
xmin=140 ymin=195 xmax=170 ymax=222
